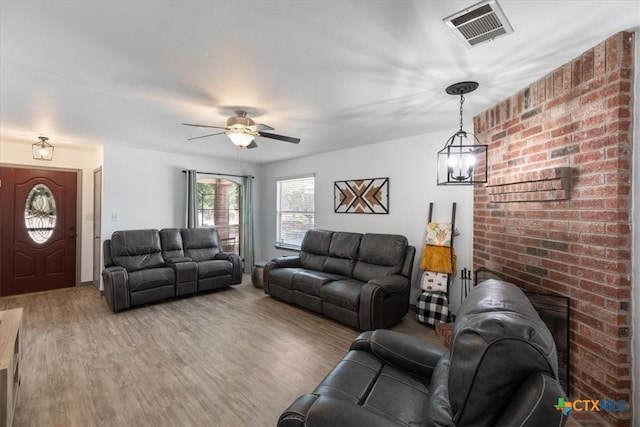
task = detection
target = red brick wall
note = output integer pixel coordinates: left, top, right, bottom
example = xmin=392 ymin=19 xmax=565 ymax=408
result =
xmin=473 ymin=32 xmax=634 ymax=426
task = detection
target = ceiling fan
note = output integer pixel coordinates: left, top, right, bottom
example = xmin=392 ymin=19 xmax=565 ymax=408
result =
xmin=182 ymin=110 xmax=300 ymax=149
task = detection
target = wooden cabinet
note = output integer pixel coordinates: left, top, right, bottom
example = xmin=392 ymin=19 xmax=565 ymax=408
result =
xmin=0 ymin=308 xmax=23 ymax=427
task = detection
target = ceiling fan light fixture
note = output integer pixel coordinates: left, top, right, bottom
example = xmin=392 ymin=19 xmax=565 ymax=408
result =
xmin=227 ymin=110 xmax=255 ymax=128
xmin=226 ymin=129 xmax=255 ymax=147
xmin=182 ymin=110 xmax=300 ymax=148
xmin=32 ymin=136 xmax=54 ymax=160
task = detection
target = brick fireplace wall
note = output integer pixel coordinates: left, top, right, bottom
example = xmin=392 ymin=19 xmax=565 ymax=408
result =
xmin=473 ymin=32 xmax=634 ymax=426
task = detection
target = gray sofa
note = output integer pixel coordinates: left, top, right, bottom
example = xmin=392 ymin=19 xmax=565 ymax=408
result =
xmin=263 ymin=229 xmax=416 ymax=330
xmin=102 ymin=228 xmax=242 ymax=312
xmin=278 ymin=279 xmax=568 ymax=427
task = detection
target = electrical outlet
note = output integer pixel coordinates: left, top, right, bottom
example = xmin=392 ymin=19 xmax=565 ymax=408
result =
xmin=111 ymin=213 xmax=118 ymax=222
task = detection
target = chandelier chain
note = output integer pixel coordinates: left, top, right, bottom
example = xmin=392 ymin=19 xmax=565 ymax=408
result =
xmin=459 ymin=94 xmax=465 ymax=131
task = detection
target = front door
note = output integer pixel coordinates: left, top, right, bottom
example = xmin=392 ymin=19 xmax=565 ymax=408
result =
xmin=0 ymin=167 xmax=77 ymax=296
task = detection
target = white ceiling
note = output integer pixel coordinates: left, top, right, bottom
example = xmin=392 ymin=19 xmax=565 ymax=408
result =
xmin=1 ymin=1 xmax=638 ymax=164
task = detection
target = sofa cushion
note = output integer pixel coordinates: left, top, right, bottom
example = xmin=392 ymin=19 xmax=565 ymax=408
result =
xmin=110 ymin=229 xmax=164 ymax=272
xmin=323 ymin=232 xmax=362 ymax=276
xmin=320 ymin=279 xmax=363 ymax=311
xmin=159 ymin=228 xmax=185 ymax=260
xmin=312 ymin=350 xmax=430 ymax=425
xmin=299 ymin=229 xmax=333 ymax=270
xmin=293 ymin=270 xmax=341 ymax=297
xmin=196 ymin=259 xmax=234 ymax=279
xmin=269 ymin=268 xmax=306 ymax=290
xmin=314 ymin=350 xmax=384 ymax=404
xmin=353 ymin=234 xmax=407 ymax=282
xmin=180 ymin=228 xmax=221 ymax=262
xmin=363 ymin=364 xmax=430 ymax=425
xmin=127 ymin=266 xmax=175 ymax=292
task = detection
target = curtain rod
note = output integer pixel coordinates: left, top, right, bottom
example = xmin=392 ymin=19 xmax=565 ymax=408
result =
xmin=182 ymin=170 xmax=253 ymax=179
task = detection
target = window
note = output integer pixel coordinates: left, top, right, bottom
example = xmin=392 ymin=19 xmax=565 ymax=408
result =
xmin=25 ymin=183 xmax=57 ymax=244
xmin=276 ymin=175 xmax=314 ymax=249
xmin=196 ymin=177 xmax=241 ymax=254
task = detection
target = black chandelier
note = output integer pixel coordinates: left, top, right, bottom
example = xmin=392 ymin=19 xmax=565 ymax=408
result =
xmin=437 ymin=81 xmax=487 ymax=185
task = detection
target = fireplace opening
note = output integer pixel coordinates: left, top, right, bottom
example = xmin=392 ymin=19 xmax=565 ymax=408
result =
xmin=474 ymin=268 xmax=570 ymax=395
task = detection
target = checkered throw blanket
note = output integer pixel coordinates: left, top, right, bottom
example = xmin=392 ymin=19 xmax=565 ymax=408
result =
xmin=416 ymin=292 xmax=450 ymax=326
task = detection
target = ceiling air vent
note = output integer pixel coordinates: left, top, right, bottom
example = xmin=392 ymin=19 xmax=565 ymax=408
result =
xmin=443 ymin=0 xmax=513 ymax=48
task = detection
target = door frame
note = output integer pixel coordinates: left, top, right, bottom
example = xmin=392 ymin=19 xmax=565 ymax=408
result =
xmin=92 ymin=167 xmax=102 ymax=291
xmin=0 ymin=163 xmax=82 ymax=289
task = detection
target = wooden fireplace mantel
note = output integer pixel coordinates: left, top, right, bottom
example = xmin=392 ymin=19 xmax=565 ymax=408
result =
xmin=486 ymin=166 xmax=572 ymax=203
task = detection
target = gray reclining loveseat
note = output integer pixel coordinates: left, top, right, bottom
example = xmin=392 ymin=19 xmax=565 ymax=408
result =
xmin=102 ymin=228 xmax=242 ymax=312
xmin=263 ymin=229 xmax=416 ymax=330
xmin=277 ymin=279 xmax=568 ymax=427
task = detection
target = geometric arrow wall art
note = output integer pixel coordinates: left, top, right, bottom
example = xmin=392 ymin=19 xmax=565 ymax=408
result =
xmin=334 ymin=177 xmax=389 ymax=214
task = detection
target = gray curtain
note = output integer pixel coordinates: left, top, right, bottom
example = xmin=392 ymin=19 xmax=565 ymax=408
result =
xmin=242 ymin=175 xmax=255 ymax=273
xmin=185 ymin=169 xmax=198 ymax=228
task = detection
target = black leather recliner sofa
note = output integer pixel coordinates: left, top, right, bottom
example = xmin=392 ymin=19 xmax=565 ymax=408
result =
xmin=278 ymin=279 xmax=568 ymax=427
xmin=102 ymin=228 xmax=242 ymax=312
xmin=263 ymin=229 xmax=416 ymax=330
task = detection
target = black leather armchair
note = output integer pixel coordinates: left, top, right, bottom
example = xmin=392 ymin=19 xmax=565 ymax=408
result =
xmin=278 ymin=280 xmax=568 ymax=427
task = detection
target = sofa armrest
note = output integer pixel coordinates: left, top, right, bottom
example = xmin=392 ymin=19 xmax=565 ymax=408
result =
xmin=367 ymin=274 xmax=409 ymax=292
xmin=213 ymin=252 xmax=243 ymax=284
xmin=495 ymin=373 xmax=568 ymax=427
xmin=278 ymin=393 xmax=403 ymax=427
xmin=213 ymin=252 xmax=243 ymax=266
xmin=270 ymin=255 xmax=301 ymax=268
xmin=359 ymin=280 xmax=411 ymax=330
xmin=349 ymin=330 xmax=447 ymax=379
xmin=102 ymin=266 xmax=130 ymax=312
xmin=263 ymin=256 xmax=300 ymax=293
xmin=169 ymin=260 xmax=198 ymax=295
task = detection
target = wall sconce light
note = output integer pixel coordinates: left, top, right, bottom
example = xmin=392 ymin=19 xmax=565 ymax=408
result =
xmin=437 ymin=82 xmax=487 ymax=185
xmin=32 ymin=136 xmax=54 ymax=161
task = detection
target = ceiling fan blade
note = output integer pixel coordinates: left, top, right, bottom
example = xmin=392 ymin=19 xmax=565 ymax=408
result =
xmin=257 ymin=131 xmax=300 ymax=144
xmin=182 ymin=122 xmax=229 ymax=130
xmin=187 ymin=132 xmax=226 ymax=141
xmin=246 ymin=140 xmax=258 ymax=149
xmin=250 ymin=123 xmax=275 ymax=131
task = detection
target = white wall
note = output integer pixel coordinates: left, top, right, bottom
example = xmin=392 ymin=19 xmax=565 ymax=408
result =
xmin=102 ymin=145 xmax=262 ymax=238
xmin=101 ymin=145 xmax=262 ymax=270
xmin=0 ymin=139 xmax=102 ymax=284
xmin=259 ymin=129 xmax=474 ymax=313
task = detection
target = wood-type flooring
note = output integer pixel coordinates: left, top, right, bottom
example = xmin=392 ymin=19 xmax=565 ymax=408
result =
xmin=0 ymin=275 xmax=438 ymax=427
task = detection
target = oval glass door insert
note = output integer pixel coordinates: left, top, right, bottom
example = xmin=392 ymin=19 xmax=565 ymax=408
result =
xmin=24 ymin=183 xmax=57 ymax=244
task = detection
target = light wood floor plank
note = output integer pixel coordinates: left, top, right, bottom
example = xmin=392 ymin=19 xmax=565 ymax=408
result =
xmin=0 ymin=275 xmax=438 ymax=427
